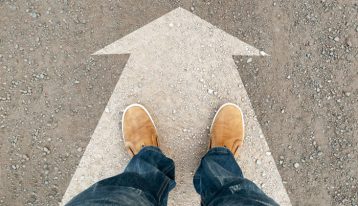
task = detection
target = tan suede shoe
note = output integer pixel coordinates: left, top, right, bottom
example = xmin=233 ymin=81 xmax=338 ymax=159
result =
xmin=210 ymin=103 xmax=245 ymax=158
xmin=122 ymin=104 xmax=158 ymax=156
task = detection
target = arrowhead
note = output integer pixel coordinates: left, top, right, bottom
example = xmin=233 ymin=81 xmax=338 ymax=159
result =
xmin=93 ymin=7 xmax=266 ymax=56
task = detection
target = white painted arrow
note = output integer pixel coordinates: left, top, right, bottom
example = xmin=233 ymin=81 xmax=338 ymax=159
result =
xmin=61 ymin=7 xmax=291 ymax=206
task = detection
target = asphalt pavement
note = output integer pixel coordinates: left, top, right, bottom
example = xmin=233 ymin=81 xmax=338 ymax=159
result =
xmin=0 ymin=1 xmax=357 ymax=205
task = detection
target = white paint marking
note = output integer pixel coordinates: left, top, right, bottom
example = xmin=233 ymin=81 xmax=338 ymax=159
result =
xmin=61 ymin=7 xmax=291 ymax=206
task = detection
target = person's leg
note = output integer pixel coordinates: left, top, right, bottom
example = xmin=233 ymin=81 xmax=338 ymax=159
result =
xmin=193 ymin=103 xmax=278 ymax=206
xmin=66 ymin=104 xmax=176 ymax=206
xmin=66 ymin=146 xmax=175 ymax=206
xmin=194 ymin=147 xmax=278 ymax=206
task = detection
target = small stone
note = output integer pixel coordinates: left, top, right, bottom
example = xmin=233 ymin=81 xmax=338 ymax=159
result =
xmin=208 ymin=89 xmax=214 ymax=94
xmin=334 ymin=37 xmax=340 ymax=42
xmin=43 ymin=146 xmax=50 ymax=154
xmin=294 ymin=163 xmax=300 ymax=168
xmin=346 ymin=39 xmax=352 ymax=47
xmin=169 ymin=23 xmax=174 ymax=27
xmin=30 ymin=11 xmax=39 ymax=18
xmin=256 ymin=159 xmax=261 ymax=165
xmin=344 ymin=92 xmax=351 ymax=97
xmin=23 ymin=154 xmax=30 ymax=160
xmin=259 ymin=51 xmax=266 ymax=56
xmin=247 ymin=58 xmax=253 ymax=63
xmin=77 ymin=147 xmax=83 ymax=152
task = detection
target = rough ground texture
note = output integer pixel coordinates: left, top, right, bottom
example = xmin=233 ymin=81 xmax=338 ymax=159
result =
xmin=0 ymin=0 xmax=357 ymax=206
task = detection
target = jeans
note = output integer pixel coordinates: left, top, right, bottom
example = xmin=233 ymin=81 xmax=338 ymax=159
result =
xmin=66 ymin=146 xmax=278 ymax=206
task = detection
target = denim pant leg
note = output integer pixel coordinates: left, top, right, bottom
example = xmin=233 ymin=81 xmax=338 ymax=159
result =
xmin=66 ymin=146 xmax=176 ymax=206
xmin=193 ymin=147 xmax=279 ymax=206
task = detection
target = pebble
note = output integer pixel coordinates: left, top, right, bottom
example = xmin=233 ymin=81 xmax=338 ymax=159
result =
xmin=334 ymin=37 xmax=340 ymax=42
xmin=346 ymin=39 xmax=352 ymax=47
xmin=208 ymin=89 xmax=214 ymax=94
xmin=294 ymin=163 xmax=300 ymax=168
xmin=23 ymin=154 xmax=30 ymax=161
xmin=344 ymin=92 xmax=351 ymax=97
xmin=247 ymin=58 xmax=253 ymax=63
xmin=30 ymin=11 xmax=39 ymax=18
xmin=43 ymin=147 xmax=50 ymax=154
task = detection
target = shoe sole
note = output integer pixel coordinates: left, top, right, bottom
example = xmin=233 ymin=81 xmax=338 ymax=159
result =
xmin=121 ymin=103 xmax=158 ymax=146
xmin=209 ymin=103 xmax=245 ymax=154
